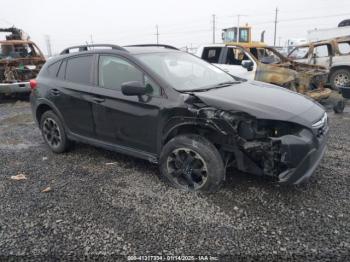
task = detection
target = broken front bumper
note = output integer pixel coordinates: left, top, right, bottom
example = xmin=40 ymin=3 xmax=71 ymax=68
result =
xmin=0 ymin=82 xmax=31 ymax=94
xmin=277 ymin=124 xmax=329 ymax=185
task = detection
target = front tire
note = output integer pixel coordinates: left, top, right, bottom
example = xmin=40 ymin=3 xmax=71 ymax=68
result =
xmin=40 ymin=110 xmax=70 ymax=153
xmin=159 ymin=134 xmax=225 ymax=193
xmin=330 ymin=69 xmax=350 ymax=91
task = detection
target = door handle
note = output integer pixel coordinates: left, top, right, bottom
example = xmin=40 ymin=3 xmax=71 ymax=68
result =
xmin=92 ymin=97 xmax=105 ymax=103
xmin=50 ymin=89 xmax=61 ymax=96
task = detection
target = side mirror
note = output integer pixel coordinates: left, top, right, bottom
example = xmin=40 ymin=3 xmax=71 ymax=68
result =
xmin=121 ymin=81 xmax=147 ymax=96
xmin=241 ymin=60 xmax=254 ymax=71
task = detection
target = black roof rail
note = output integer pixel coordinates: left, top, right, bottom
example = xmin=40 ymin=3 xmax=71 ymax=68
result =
xmin=124 ymin=44 xmax=179 ymax=50
xmin=60 ymin=44 xmax=128 ymax=55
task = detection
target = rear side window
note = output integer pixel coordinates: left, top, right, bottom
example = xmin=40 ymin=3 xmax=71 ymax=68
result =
xmin=47 ymin=61 xmax=61 ymax=77
xmin=65 ymin=55 xmax=93 ymax=85
xmin=338 ymin=42 xmax=350 ymax=55
xmin=201 ymin=47 xmax=222 ymax=63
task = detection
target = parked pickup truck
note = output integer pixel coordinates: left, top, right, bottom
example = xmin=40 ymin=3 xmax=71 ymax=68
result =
xmin=288 ymin=36 xmax=350 ymax=90
xmin=196 ymin=43 xmax=345 ymax=113
xmin=0 ymin=27 xmax=46 ymax=97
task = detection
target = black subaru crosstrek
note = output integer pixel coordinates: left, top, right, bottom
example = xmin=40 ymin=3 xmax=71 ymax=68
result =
xmin=30 ymin=44 xmax=329 ymax=192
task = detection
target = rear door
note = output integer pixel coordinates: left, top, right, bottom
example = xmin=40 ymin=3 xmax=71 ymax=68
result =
xmin=49 ymin=55 xmax=95 ymax=138
xmin=90 ymin=54 xmax=164 ymax=154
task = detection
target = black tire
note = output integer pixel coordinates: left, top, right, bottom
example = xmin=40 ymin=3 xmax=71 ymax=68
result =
xmin=159 ymin=134 xmax=225 ymax=193
xmin=330 ymin=69 xmax=350 ymax=91
xmin=333 ymin=98 xmax=345 ymax=114
xmin=40 ymin=110 xmax=70 ymax=153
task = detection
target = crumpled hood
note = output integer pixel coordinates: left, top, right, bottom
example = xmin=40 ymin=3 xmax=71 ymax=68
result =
xmin=192 ymin=80 xmax=325 ymax=127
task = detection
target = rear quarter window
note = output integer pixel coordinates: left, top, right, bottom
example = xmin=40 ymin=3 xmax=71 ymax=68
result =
xmin=47 ymin=61 xmax=61 ymax=77
xmin=65 ymin=55 xmax=93 ymax=85
xmin=338 ymin=42 xmax=350 ymax=55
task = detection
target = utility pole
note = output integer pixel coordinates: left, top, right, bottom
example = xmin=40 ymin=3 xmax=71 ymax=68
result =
xmin=212 ymin=14 xmax=216 ymax=44
xmin=274 ymin=7 xmax=278 ymax=46
xmin=155 ymin=25 xmax=159 ymax=45
xmin=44 ymin=35 xmax=52 ymax=57
xmin=90 ymin=34 xmax=94 ymax=45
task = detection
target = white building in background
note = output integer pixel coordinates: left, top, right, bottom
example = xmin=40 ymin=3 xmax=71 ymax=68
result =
xmin=307 ymin=26 xmax=350 ymax=42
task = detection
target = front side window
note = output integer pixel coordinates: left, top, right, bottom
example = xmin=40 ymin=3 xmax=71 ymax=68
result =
xmin=137 ymin=52 xmax=238 ymax=92
xmin=338 ymin=42 xmax=350 ymax=55
xmin=314 ymin=45 xmax=329 ymax=58
xmin=226 ymin=48 xmax=251 ymax=65
xmin=65 ymin=55 xmax=93 ymax=85
xmin=99 ymin=55 xmax=161 ymax=96
xmin=288 ymin=47 xmax=309 ymax=59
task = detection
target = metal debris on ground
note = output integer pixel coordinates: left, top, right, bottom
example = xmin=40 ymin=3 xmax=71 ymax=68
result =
xmin=10 ymin=173 xmax=27 ymax=181
xmin=41 ymin=186 xmax=52 ymax=193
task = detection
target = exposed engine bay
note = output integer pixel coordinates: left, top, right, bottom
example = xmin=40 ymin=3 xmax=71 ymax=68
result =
xmin=173 ymin=93 xmax=328 ymax=183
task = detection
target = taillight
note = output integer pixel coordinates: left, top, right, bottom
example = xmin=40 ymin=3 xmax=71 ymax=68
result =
xmin=30 ymin=79 xmax=38 ymax=90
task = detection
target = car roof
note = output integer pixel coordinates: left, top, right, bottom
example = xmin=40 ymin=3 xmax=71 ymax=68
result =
xmin=124 ymin=46 xmax=179 ymax=54
xmin=294 ymin=36 xmax=350 ymax=47
xmin=46 ymin=45 xmax=181 ymax=65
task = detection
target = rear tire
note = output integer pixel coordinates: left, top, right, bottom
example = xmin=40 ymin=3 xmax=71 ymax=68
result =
xmin=330 ymin=69 xmax=350 ymax=91
xmin=40 ymin=110 xmax=70 ymax=153
xmin=159 ymin=134 xmax=225 ymax=193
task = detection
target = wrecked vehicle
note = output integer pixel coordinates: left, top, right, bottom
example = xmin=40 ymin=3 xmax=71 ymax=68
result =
xmin=288 ymin=37 xmax=350 ymax=90
xmin=196 ymin=43 xmax=345 ymax=113
xmin=30 ymin=44 xmax=328 ymax=192
xmin=0 ymin=27 xmax=45 ymax=97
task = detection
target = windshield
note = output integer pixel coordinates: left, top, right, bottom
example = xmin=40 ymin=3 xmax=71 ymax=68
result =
xmin=137 ymin=52 xmax=238 ymax=91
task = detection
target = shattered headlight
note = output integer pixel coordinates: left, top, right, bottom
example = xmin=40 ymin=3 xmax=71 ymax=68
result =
xmin=256 ymin=120 xmax=304 ymax=138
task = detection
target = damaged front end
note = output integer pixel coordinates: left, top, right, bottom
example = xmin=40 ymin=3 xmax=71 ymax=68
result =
xmin=185 ymin=101 xmax=328 ymax=184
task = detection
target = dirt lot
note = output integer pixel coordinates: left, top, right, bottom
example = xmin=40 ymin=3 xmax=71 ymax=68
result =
xmin=0 ymin=100 xmax=350 ymax=261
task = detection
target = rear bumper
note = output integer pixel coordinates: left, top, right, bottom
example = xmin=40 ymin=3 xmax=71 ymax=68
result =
xmin=277 ymin=125 xmax=328 ymax=185
xmin=0 ymin=82 xmax=31 ymax=94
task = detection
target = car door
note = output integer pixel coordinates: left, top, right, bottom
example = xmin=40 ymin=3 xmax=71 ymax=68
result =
xmin=218 ymin=47 xmax=256 ymax=80
xmin=90 ymin=54 xmax=163 ymax=154
xmin=48 ymin=55 xmax=95 ymax=138
xmin=312 ymin=44 xmax=332 ymax=68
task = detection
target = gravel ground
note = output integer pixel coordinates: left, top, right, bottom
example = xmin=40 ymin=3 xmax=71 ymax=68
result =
xmin=0 ymin=100 xmax=349 ymax=261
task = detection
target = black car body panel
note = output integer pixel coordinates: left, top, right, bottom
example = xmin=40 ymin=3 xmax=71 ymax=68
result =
xmin=30 ymin=44 xmax=329 ymax=185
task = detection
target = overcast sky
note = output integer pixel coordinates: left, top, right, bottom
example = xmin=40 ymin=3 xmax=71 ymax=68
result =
xmin=1 ymin=0 xmax=350 ymax=54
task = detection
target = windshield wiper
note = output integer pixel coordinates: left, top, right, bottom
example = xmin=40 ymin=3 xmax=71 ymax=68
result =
xmin=211 ymin=81 xmax=240 ymax=88
xmin=181 ymin=81 xmax=240 ymax=93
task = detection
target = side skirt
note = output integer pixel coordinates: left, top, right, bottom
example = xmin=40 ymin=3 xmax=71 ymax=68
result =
xmin=67 ymin=132 xmax=159 ymax=164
